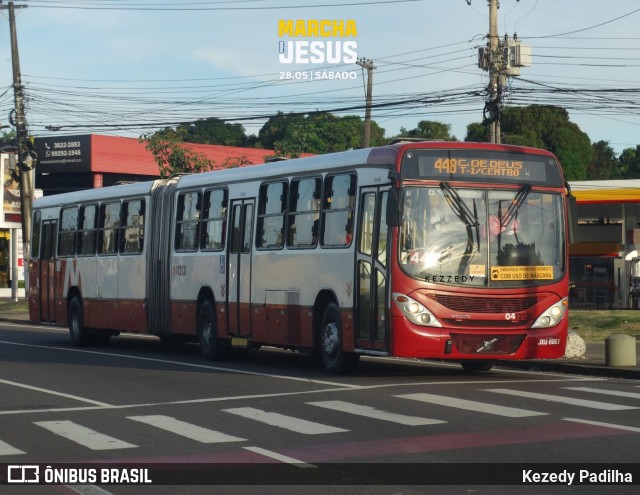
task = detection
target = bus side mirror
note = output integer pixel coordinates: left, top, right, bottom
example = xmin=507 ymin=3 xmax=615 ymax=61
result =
xmin=567 ymin=194 xmax=578 ymax=244
xmin=386 ymin=187 xmax=400 ymax=227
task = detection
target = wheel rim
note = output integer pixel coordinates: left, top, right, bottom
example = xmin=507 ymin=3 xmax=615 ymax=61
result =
xmin=70 ymin=309 xmax=79 ymax=339
xmin=201 ymin=312 xmax=213 ymax=350
xmin=322 ymin=321 xmax=339 ymax=358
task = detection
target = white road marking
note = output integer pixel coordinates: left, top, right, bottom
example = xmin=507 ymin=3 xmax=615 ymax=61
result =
xmin=223 ymin=407 xmax=348 ymax=434
xmin=486 ymin=388 xmax=638 ymax=410
xmin=34 ymin=420 xmax=137 ymax=450
xmin=69 ymin=486 xmax=117 ymax=495
xmin=0 ymin=339 xmax=362 ymax=389
xmin=396 ymin=393 xmax=547 ymax=417
xmin=0 ymin=439 xmax=25 ymax=455
xmin=564 ymin=386 xmax=640 ymax=400
xmin=243 ymin=446 xmax=315 ymax=468
xmin=0 ymin=378 xmax=113 ymax=407
xmin=127 ymin=415 xmax=246 ymax=443
xmin=563 ymin=417 xmax=640 ymax=433
xmin=307 ymin=400 xmax=445 ymax=426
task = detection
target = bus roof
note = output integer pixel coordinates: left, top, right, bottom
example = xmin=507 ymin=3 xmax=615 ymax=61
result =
xmin=33 ymin=179 xmax=161 ymax=210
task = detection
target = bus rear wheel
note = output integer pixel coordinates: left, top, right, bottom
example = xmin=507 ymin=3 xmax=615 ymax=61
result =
xmin=460 ymin=360 xmax=495 ymax=372
xmin=68 ymin=297 xmax=90 ymax=347
xmin=320 ymin=303 xmax=359 ymax=375
xmin=198 ymin=300 xmax=224 ymax=361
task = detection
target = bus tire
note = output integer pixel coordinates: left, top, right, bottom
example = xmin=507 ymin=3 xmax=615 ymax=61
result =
xmin=460 ymin=360 xmax=495 ymax=372
xmin=198 ymin=300 xmax=224 ymax=361
xmin=90 ymin=331 xmax=112 ymax=346
xmin=68 ymin=297 xmax=90 ymax=347
xmin=320 ymin=302 xmax=359 ymax=375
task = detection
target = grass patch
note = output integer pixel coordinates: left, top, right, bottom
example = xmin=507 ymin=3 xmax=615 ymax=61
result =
xmin=569 ymin=310 xmax=640 ymax=343
xmin=0 ymin=299 xmax=28 ymax=313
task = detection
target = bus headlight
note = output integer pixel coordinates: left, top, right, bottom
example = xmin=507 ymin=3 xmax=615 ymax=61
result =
xmin=393 ymin=293 xmax=442 ymax=327
xmin=531 ymin=298 xmax=568 ymax=329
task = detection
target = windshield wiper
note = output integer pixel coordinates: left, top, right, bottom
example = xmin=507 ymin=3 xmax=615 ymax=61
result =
xmin=500 ymin=185 xmax=531 ymax=227
xmin=440 ymin=182 xmax=480 ymax=247
xmin=440 ymin=183 xmax=481 ymax=276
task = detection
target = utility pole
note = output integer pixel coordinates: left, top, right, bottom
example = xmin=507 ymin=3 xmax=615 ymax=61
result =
xmin=488 ymin=0 xmax=501 ymax=143
xmin=2 ymin=2 xmax=34 ymax=274
xmin=356 ymin=57 xmax=375 ymax=148
xmin=477 ymin=0 xmax=531 ymax=144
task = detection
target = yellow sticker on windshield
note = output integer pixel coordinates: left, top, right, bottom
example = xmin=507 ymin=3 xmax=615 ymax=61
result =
xmin=490 ymin=266 xmax=553 ymax=280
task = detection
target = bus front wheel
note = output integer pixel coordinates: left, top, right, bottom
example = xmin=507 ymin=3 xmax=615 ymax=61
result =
xmin=460 ymin=360 xmax=495 ymax=372
xmin=198 ymin=300 xmax=224 ymax=361
xmin=68 ymin=297 xmax=90 ymax=347
xmin=320 ymin=303 xmax=359 ymax=375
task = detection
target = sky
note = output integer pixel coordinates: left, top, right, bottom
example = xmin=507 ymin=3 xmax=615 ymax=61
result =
xmin=2 ymin=0 xmax=640 ymax=155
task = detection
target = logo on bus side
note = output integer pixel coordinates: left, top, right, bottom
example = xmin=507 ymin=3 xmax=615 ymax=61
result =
xmin=61 ymin=259 xmax=81 ymax=295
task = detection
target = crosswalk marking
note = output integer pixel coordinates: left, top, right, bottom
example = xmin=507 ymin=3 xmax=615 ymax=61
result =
xmin=243 ymin=446 xmax=315 ymax=468
xmin=564 ymin=387 xmax=640 ymax=400
xmin=223 ymin=407 xmax=348 ymax=434
xmin=396 ymin=393 xmax=547 ymax=417
xmin=34 ymin=420 xmax=137 ymax=450
xmin=127 ymin=415 xmax=246 ymax=443
xmin=307 ymin=400 xmax=445 ymax=426
xmin=0 ymin=439 xmax=25 ymax=456
xmin=486 ymin=389 xmax=638 ymax=410
xmin=564 ymin=418 xmax=640 ymax=433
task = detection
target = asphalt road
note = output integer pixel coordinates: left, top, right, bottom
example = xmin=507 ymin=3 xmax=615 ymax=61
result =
xmin=1 ymin=321 xmax=639 ymax=495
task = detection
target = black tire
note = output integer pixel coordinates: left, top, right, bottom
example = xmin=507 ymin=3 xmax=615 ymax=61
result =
xmin=68 ymin=297 xmax=90 ymax=347
xmin=90 ymin=331 xmax=112 ymax=346
xmin=198 ymin=300 xmax=225 ymax=361
xmin=319 ymin=302 xmax=359 ymax=375
xmin=460 ymin=360 xmax=495 ymax=373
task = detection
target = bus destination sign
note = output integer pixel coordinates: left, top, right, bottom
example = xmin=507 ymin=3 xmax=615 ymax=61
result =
xmin=420 ymin=156 xmax=546 ymax=182
xmin=400 ymin=149 xmax=562 ymax=186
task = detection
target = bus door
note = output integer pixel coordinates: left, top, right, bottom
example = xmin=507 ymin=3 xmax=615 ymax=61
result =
xmin=40 ymin=220 xmax=58 ymax=322
xmin=227 ymin=199 xmax=254 ymax=339
xmin=355 ymin=187 xmax=390 ymax=352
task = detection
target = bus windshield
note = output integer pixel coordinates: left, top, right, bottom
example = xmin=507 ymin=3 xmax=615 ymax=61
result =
xmin=399 ymin=186 xmax=565 ymax=287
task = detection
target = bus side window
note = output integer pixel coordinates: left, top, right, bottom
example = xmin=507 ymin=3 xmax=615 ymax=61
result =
xmin=59 ymin=206 xmax=79 ymax=257
xmin=288 ymin=177 xmax=321 ymax=248
xmin=31 ymin=211 xmax=41 ymax=259
xmin=201 ymin=188 xmax=227 ymax=251
xmin=78 ymin=204 xmax=97 ymax=256
xmin=257 ymin=181 xmax=287 ymax=249
xmin=322 ymin=173 xmax=356 ymax=247
xmin=121 ymin=199 xmax=145 ymax=254
xmin=98 ymin=202 xmax=121 ymax=255
xmin=175 ymin=191 xmax=201 ymax=252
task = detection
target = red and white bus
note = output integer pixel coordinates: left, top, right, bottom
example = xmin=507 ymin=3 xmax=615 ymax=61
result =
xmin=28 ymin=141 xmax=574 ymax=373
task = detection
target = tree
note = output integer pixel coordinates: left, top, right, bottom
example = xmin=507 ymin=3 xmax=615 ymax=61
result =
xmin=618 ymin=146 xmax=640 ymax=179
xmin=588 ymin=141 xmax=619 ymax=180
xmin=260 ymin=111 xmax=385 ymax=156
xmin=465 ymin=105 xmax=592 ymax=180
xmin=396 ymin=120 xmax=457 ymax=141
xmin=176 ymin=117 xmax=250 ymax=146
xmin=140 ymin=129 xmax=217 ymax=178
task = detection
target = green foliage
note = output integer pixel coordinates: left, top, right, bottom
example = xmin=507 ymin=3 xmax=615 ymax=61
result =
xmin=176 ymin=117 xmax=252 ymax=147
xmin=465 ymin=122 xmax=489 ymax=143
xmin=265 ymin=112 xmax=385 ymax=157
xmin=397 ymin=120 xmax=457 ymax=141
xmin=589 ymin=141 xmax=619 ymax=179
xmin=618 ymin=146 xmax=640 ymax=178
xmin=140 ymin=129 xmax=217 ymax=178
xmin=465 ymin=105 xmax=592 ymax=180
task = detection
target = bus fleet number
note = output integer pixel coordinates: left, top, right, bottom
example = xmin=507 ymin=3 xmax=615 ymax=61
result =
xmin=172 ymin=265 xmax=187 ymax=277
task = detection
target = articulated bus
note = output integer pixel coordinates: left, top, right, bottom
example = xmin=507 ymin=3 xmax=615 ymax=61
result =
xmin=28 ymin=141 xmax=574 ymax=374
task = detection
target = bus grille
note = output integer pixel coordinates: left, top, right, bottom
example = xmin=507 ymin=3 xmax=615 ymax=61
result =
xmin=428 ymin=294 xmax=540 ymax=313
